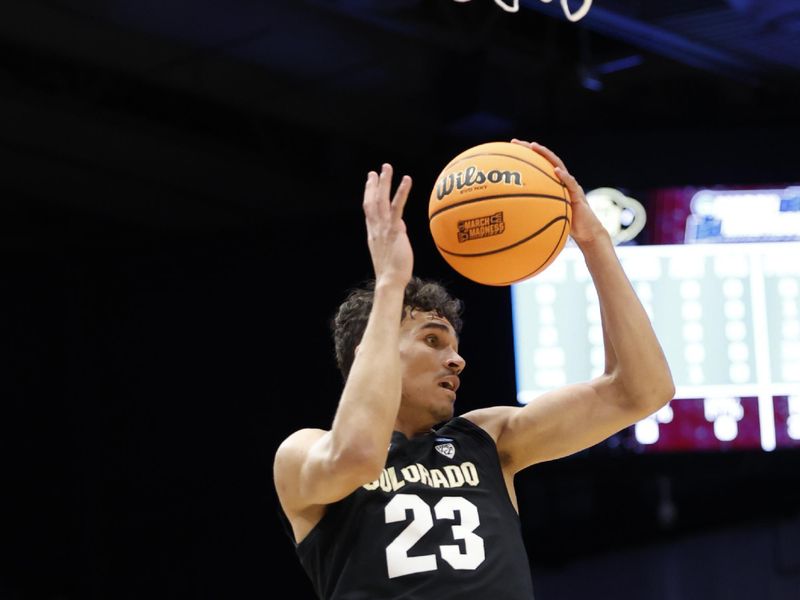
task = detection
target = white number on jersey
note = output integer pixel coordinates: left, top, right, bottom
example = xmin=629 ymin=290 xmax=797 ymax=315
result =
xmin=384 ymin=493 xmax=486 ymax=579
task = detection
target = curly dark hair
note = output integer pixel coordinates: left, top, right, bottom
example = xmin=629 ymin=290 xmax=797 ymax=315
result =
xmin=331 ymin=276 xmax=464 ymax=381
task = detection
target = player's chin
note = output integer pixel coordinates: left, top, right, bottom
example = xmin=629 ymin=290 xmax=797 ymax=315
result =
xmin=432 ymin=402 xmax=455 ymax=423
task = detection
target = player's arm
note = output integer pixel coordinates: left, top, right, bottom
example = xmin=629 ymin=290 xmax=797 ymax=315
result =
xmin=498 ymin=233 xmax=674 ymax=472
xmin=466 ymin=142 xmax=674 ymax=473
xmin=274 ymin=280 xmax=406 ymax=509
xmin=274 ymin=165 xmax=413 ymax=511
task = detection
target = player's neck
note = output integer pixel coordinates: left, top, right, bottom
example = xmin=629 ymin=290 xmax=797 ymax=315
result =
xmin=393 ymin=418 xmax=437 ymax=439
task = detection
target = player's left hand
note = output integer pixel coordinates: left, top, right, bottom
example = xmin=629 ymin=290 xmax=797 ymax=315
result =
xmin=511 ymin=139 xmax=607 ymax=245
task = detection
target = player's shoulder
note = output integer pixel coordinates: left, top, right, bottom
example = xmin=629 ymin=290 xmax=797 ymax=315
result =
xmin=276 ymin=427 xmax=327 ymax=449
xmin=458 ymin=405 xmax=518 ymax=443
xmin=274 ymin=428 xmax=328 ymax=464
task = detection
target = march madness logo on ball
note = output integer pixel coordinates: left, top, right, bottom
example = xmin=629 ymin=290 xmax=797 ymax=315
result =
xmin=458 ymin=212 xmax=505 ymax=242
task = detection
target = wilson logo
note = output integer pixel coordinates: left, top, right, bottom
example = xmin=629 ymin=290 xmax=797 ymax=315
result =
xmin=436 ymin=166 xmax=523 ymax=200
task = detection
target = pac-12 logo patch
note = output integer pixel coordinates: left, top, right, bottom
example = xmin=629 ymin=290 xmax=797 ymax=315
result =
xmin=435 ymin=443 xmax=455 ymax=459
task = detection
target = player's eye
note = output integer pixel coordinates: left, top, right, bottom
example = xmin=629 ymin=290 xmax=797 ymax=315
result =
xmin=425 ymin=335 xmax=438 ymax=346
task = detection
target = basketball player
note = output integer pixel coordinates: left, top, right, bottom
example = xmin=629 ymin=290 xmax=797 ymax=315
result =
xmin=273 ymin=140 xmax=675 ymax=599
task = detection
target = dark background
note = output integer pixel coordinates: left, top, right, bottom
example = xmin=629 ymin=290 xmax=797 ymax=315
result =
xmin=2 ymin=1 xmax=800 ymax=599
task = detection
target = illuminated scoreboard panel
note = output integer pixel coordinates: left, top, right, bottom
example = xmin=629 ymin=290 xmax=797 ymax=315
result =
xmin=510 ymin=242 xmax=800 ymax=452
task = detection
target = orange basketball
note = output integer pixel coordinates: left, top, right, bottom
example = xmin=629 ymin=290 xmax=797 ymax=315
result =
xmin=428 ymin=141 xmax=572 ymax=286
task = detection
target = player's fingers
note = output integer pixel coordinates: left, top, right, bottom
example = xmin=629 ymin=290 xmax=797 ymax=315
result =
xmin=390 ymin=175 xmax=412 ymax=220
xmin=528 ymin=142 xmax=568 ymax=172
xmin=377 ymin=163 xmax=393 ymax=218
xmin=512 ymin=139 xmax=570 ymax=178
xmin=554 ymin=167 xmax=585 ymax=203
xmin=362 ymin=171 xmax=379 ymax=222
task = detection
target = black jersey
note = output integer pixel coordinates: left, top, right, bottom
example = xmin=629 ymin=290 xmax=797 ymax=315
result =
xmin=280 ymin=417 xmax=535 ymax=600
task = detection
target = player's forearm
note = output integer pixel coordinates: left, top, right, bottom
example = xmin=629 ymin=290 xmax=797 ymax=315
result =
xmin=329 ymin=280 xmax=405 ymax=473
xmin=599 ymin=304 xmax=617 ymax=373
xmin=580 ymin=232 xmax=675 ymax=408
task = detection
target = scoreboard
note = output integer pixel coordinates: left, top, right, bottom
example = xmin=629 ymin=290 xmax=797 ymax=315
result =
xmin=510 ymin=241 xmax=800 ymax=452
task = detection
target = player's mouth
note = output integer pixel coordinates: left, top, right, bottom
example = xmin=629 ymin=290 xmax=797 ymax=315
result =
xmin=437 ymin=376 xmax=460 ymax=394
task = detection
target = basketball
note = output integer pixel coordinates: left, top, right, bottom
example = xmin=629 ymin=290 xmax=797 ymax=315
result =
xmin=428 ymin=141 xmax=572 ymax=286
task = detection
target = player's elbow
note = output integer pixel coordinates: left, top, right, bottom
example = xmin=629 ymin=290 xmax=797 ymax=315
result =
xmin=627 ymin=352 xmax=675 ymax=400
xmin=661 ymin=377 xmax=676 ymax=406
xmin=635 ymin=373 xmax=675 ymax=415
xmin=652 ymin=363 xmax=676 ymax=406
xmin=615 ymin=368 xmax=675 ymax=417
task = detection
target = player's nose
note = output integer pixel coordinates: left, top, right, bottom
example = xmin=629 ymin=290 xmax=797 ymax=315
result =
xmin=445 ymin=352 xmax=466 ymax=375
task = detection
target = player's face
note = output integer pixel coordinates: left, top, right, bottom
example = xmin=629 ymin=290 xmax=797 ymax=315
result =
xmin=398 ymin=310 xmax=465 ymax=423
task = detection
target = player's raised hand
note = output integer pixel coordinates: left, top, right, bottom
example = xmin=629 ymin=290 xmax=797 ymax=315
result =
xmin=362 ymin=163 xmax=414 ymax=287
xmin=511 ymin=139 xmax=607 ymax=245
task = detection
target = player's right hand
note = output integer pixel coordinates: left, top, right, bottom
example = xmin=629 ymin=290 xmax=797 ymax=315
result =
xmin=363 ymin=163 xmax=413 ymax=287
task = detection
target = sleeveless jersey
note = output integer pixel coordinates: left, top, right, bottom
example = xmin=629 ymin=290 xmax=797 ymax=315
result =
xmin=279 ymin=416 xmax=535 ymax=600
